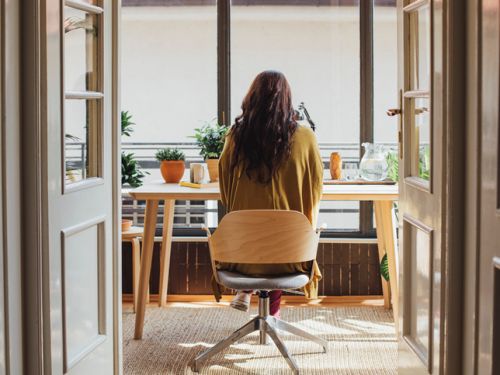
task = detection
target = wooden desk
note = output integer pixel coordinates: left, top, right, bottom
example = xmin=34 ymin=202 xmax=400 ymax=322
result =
xmin=129 ymin=181 xmax=399 ymax=339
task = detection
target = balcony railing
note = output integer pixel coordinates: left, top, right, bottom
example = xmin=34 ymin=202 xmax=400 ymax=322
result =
xmin=67 ymin=141 xmax=397 ymax=234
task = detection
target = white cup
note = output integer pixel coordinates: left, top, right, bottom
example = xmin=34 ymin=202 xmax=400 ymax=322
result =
xmin=190 ymin=163 xmax=205 ymax=184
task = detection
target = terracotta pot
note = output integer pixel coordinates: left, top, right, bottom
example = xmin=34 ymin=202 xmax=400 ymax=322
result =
xmin=122 ymin=219 xmax=133 ymax=232
xmin=329 ymin=152 xmax=342 ymax=180
xmin=206 ymin=158 xmax=219 ymax=182
xmin=160 ymin=160 xmax=185 ymax=183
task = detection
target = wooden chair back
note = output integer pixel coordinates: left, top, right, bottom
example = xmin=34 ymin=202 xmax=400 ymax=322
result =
xmin=207 ymin=210 xmax=320 ymax=267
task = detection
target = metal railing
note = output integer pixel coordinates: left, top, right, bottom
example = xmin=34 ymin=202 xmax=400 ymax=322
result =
xmin=68 ymin=141 xmax=397 ymax=232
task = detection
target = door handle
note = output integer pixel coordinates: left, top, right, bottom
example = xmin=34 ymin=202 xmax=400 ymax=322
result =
xmin=386 ymin=108 xmax=402 ymax=117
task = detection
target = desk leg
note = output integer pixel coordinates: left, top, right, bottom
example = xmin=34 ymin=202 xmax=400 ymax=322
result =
xmin=134 ymin=199 xmax=159 ymax=340
xmin=374 ymin=200 xmax=399 ymax=332
xmin=374 ymin=204 xmax=391 ymax=309
xmin=158 ymin=199 xmax=175 ymax=307
xmin=131 ymin=238 xmax=140 ymax=313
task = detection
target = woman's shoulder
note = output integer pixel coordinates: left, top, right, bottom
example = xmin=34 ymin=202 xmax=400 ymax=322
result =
xmin=293 ymin=124 xmax=317 ymax=144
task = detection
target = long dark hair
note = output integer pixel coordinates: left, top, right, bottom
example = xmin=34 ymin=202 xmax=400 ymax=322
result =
xmin=229 ymin=71 xmax=298 ymax=183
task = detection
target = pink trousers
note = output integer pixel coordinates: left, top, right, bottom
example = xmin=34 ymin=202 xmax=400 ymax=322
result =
xmin=269 ymin=290 xmax=282 ymax=317
xmin=245 ymin=290 xmax=281 ymax=316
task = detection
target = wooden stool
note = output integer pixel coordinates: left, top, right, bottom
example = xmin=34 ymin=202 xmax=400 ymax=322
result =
xmin=122 ymin=227 xmax=149 ymax=312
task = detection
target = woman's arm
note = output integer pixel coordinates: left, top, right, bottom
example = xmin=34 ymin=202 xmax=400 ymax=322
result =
xmin=307 ymin=129 xmax=324 ymax=227
xmin=218 ymin=134 xmax=232 ymax=209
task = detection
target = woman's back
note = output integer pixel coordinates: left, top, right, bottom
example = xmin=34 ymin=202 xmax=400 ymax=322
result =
xmin=219 ymin=125 xmax=323 ymax=226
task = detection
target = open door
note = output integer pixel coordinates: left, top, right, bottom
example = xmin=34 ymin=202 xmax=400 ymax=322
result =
xmin=396 ymin=0 xmax=443 ymax=373
xmin=22 ymin=0 xmax=121 ymax=373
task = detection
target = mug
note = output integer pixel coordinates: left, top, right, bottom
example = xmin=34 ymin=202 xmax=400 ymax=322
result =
xmin=190 ymin=163 xmax=205 ymax=184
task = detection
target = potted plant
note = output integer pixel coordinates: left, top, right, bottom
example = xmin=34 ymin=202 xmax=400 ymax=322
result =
xmin=155 ymin=148 xmax=186 ymax=183
xmin=192 ymin=122 xmax=228 ymax=182
xmin=121 ymin=110 xmax=148 ymax=231
xmin=121 ymin=110 xmax=148 ymax=188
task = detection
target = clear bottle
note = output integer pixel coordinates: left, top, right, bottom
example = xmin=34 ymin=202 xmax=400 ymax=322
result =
xmin=359 ymin=143 xmax=388 ymax=181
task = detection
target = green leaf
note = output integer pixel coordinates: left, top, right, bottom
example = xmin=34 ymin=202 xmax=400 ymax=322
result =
xmin=386 ymin=150 xmax=399 ymax=182
xmin=155 ymin=147 xmax=185 ymax=161
xmin=191 ymin=121 xmax=229 ymax=159
xmin=380 ymin=253 xmax=390 ymax=281
xmin=121 ymin=110 xmax=135 ymax=138
xmin=121 ymin=152 xmax=148 ymax=187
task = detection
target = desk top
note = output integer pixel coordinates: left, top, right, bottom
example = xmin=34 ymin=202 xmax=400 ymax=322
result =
xmin=127 ymin=180 xmax=398 ymax=201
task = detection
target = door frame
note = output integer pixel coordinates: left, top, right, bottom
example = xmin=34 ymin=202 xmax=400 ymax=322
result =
xmin=2 ymin=0 xmax=25 ymax=373
xmin=440 ymin=0 xmax=466 ymax=372
xmin=461 ymin=0 xmax=481 ymax=373
xmin=21 ymin=0 xmax=123 ymax=373
xmin=112 ymin=0 xmax=123 ymax=371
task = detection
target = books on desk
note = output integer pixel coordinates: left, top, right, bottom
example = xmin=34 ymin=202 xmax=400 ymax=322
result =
xmin=179 ymin=181 xmax=219 ymax=189
xmin=323 ymin=179 xmax=396 ymax=185
xmin=180 ymin=180 xmax=395 ymax=188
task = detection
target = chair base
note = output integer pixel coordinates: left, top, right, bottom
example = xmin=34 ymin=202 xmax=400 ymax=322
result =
xmin=191 ymin=293 xmax=328 ymax=374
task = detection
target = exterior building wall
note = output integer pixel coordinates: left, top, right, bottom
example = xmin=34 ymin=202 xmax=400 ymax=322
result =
xmin=121 ymin=6 xmax=397 ymax=144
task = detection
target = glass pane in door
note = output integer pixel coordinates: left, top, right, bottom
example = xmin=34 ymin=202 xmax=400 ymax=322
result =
xmin=409 ymin=4 xmax=430 ymax=91
xmin=65 ymin=99 xmax=101 ymax=184
xmin=408 ymin=96 xmax=430 ymax=181
xmin=64 ymin=6 xmax=99 ymax=92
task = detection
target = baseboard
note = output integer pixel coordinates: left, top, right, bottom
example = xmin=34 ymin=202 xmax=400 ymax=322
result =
xmin=122 ymin=293 xmax=386 ymax=307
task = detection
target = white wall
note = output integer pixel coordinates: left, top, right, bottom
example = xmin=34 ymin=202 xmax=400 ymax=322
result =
xmin=121 ymin=6 xmax=397 ymax=144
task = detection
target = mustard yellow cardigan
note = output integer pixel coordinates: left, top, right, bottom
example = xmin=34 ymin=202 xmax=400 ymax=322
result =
xmin=212 ymin=125 xmax=324 ymax=300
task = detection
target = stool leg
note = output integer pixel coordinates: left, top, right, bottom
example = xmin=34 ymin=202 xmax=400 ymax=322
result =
xmin=131 ymin=238 xmax=141 ymax=313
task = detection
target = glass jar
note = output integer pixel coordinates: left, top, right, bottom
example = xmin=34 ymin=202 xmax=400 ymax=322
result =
xmin=359 ymin=143 xmax=388 ymax=181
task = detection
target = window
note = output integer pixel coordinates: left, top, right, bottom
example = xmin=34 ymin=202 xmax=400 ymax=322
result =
xmin=120 ymin=0 xmax=399 ymax=236
xmin=64 ymin=1 xmax=104 ymax=187
xmin=121 ymin=1 xmax=219 ymax=233
xmin=230 ymin=1 xmax=361 ymax=232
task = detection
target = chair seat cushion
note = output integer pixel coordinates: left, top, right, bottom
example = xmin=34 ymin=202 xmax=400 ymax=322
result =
xmin=217 ymin=270 xmax=310 ymax=290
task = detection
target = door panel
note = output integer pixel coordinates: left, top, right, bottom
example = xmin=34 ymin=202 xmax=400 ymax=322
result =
xmin=61 ymin=219 xmax=106 ymax=372
xmin=478 ymin=0 xmax=500 ymax=372
xmin=398 ymin=0 xmax=442 ymax=373
xmin=402 ymin=215 xmax=433 ymax=372
xmin=44 ymin=0 xmax=116 ymax=373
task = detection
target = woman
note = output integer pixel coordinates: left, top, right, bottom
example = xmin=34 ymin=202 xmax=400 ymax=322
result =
xmin=214 ymin=70 xmax=323 ymax=318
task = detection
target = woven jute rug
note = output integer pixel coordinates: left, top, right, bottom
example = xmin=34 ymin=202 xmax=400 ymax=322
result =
xmin=123 ymin=303 xmax=396 ymax=374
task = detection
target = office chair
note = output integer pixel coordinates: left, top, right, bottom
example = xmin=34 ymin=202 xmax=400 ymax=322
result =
xmin=192 ymin=210 xmax=328 ymax=374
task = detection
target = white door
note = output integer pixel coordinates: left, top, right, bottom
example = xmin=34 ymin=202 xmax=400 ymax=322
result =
xmin=42 ymin=0 xmax=119 ymax=373
xmin=396 ymin=0 xmax=443 ymax=373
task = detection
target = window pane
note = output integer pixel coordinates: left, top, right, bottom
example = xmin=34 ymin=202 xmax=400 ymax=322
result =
xmin=121 ymin=3 xmax=218 ymax=229
xmin=318 ymin=200 xmax=360 ymax=232
xmin=121 ymin=5 xmax=217 ymax=143
xmin=409 ymin=5 xmax=430 ymax=91
xmin=374 ymin=0 xmax=398 ymax=145
xmin=231 ymin=1 xmax=360 ymax=144
xmin=64 ymin=6 xmax=99 ymax=92
xmin=231 ymin=1 xmax=360 ymax=232
xmin=65 ymin=99 xmax=100 ymax=183
xmin=409 ymin=97 xmax=430 ymax=181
